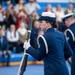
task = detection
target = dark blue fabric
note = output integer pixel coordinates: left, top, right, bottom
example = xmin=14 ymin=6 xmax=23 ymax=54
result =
xmin=0 ymin=36 xmax=8 ymax=51
xmin=58 ymin=22 xmax=67 ymax=32
xmin=30 ymin=28 xmax=39 ymax=49
xmin=38 ymin=16 xmax=56 ymax=22
xmin=66 ymin=23 xmax=75 ymax=50
xmin=27 ymin=28 xmax=72 ymax=75
xmin=0 ymin=36 xmax=10 ymax=66
xmin=66 ymin=23 xmax=75 ymax=75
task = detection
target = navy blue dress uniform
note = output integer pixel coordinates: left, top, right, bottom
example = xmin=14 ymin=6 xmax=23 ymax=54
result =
xmin=23 ymin=12 xmax=72 ymax=75
xmin=62 ymin=13 xmax=75 ymax=75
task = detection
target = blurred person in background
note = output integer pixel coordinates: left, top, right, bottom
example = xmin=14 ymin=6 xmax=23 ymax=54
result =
xmin=5 ymin=3 xmax=16 ymax=29
xmin=14 ymin=0 xmax=25 ymax=15
xmin=64 ymin=3 xmax=75 ymax=19
xmin=6 ymin=24 xmax=21 ymax=53
xmin=54 ymin=4 xmax=65 ymax=22
xmin=54 ymin=4 xmax=67 ymax=33
xmin=16 ymin=9 xmax=30 ymax=29
xmin=17 ymin=21 xmax=28 ymax=52
xmin=0 ymin=27 xmax=11 ymax=66
xmin=17 ymin=21 xmax=28 ymax=41
xmin=23 ymin=12 xmax=72 ymax=75
xmin=62 ymin=13 xmax=75 ymax=75
xmin=31 ymin=11 xmax=39 ymax=21
xmin=64 ymin=3 xmax=75 ymax=15
xmin=2 ymin=8 xmax=7 ymax=30
xmin=44 ymin=4 xmax=53 ymax=12
xmin=0 ymin=5 xmax=6 ymax=27
xmin=30 ymin=20 xmax=40 ymax=49
xmin=25 ymin=0 xmax=41 ymax=16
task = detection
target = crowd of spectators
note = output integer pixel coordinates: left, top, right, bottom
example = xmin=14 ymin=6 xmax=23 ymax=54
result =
xmin=0 ymin=0 xmax=75 ymax=54
xmin=0 ymin=0 xmax=75 ymax=66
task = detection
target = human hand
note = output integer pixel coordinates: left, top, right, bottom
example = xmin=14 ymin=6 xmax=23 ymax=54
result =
xmin=23 ymin=40 xmax=30 ymax=50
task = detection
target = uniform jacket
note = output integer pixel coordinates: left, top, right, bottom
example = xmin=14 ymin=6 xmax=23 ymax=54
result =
xmin=65 ymin=23 xmax=75 ymax=75
xmin=66 ymin=23 xmax=75 ymax=51
xmin=27 ymin=28 xmax=72 ymax=75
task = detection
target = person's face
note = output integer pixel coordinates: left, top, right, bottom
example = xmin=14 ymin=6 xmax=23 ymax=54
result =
xmin=34 ymin=21 xmax=39 ymax=29
xmin=39 ymin=20 xmax=48 ymax=31
xmin=47 ymin=4 xmax=52 ymax=10
xmin=56 ymin=4 xmax=61 ymax=11
xmin=64 ymin=19 xmax=70 ymax=27
xmin=10 ymin=25 xmax=15 ymax=31
xmin=8 ymin=4 xmax=13 ymax=10
xmin=68 ymin=4 xmax=73 ymax=10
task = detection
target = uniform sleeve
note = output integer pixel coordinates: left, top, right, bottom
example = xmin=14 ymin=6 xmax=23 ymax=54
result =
xmin=26 ymin=37 xmax=46 ymax=61
xmin=66 ymin=30 xmax=74 ymax=49
xmin=64 ymin=35 xmax=73 ymax=60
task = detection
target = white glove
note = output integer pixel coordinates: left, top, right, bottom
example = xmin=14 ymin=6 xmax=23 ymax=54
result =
xmin=23 ymin=40 xmax=31 ymax=50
